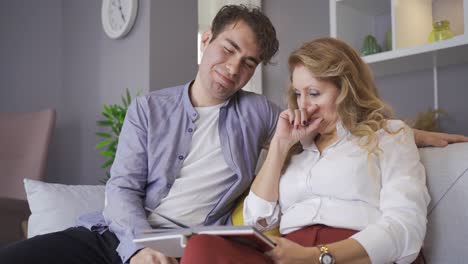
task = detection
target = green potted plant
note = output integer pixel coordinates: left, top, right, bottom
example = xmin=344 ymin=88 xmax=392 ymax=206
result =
xmin=95 ymin=88 xmax=141 ymax=183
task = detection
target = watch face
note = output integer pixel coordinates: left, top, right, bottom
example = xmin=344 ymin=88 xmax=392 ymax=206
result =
xmin=320 ymin=253 xmax=334 ymax=264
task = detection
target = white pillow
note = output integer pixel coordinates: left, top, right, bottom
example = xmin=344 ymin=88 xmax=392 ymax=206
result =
xmin=24 ymin=179 xmax=105 ymax=238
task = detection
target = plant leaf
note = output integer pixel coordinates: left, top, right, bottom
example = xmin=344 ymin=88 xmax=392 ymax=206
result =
xmin=101 ymin=159 xmax=114 ymax=168
xmin=103 ymin=105 xmax=113 ymax=115
xmin=100 ymin=150 xmax=114 ymax=157
xmin=96 ymin=132 xmax=112 ymax=138
xmin=109 ymin=140 xmax=118 ymax=149
xmin=96 ymin=139 xmax=113 ymax=149
xmin=102 ymin=111 xmax=114 ymax=120
xmin=97 ymin=88 xmax=143 ymax=183
xmin=122 ymin=88 xmax=131 ymax=108
xmin=106 ymin=140 xmax=118 ymax=151
xmin=97 ymin=120 xmax=113 ymax=127
xmin=121 ymin=92 xmax=126 ymax=107
xmin=111 ymin=125 xmax=119 ymax=135
xmin=115 ymin=104 xmax=125 ymax=112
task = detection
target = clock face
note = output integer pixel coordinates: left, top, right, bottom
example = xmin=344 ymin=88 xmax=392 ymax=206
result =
xmin=102 ymin=0 xmax=138 ymax=39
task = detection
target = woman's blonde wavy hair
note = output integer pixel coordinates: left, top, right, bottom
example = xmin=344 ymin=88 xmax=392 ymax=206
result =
xmin=285 ymin=37 xmax=400 ymax=163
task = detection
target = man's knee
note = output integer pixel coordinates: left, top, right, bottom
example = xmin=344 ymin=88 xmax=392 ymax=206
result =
xmin=0 ymin=238 xmax=40 ymax=263
xmin=0 ymin=227 xmax=118 ymax=264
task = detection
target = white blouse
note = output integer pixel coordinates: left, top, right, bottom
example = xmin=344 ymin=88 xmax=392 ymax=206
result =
xmin=244 ymin=120 xmax=430 ymax=264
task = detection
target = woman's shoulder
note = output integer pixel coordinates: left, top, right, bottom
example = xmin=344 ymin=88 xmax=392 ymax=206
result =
xmin=377 ymin=120 xmax=415 ymax=147
xmin=384 ymin=119 xmax=407 ymax=130
xmin=376 ymin=120 xmax=409 ymax=135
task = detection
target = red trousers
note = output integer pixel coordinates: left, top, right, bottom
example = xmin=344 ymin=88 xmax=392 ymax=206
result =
xmin=180 ymin=225 xmax=357 ymax=264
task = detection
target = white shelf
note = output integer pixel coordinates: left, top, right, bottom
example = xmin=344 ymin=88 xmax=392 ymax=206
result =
xmin=336 ymin=0 xmax=390 ymax=15
xmin=330 ymin=0 xmax=468 ymax=110
xmin=331 ymin=0 xmax=391 ymax=55
xmin=330 ymin=0 xmax=468 ymax=77
xmin=365 ymin=34 xmax=468 ymax=76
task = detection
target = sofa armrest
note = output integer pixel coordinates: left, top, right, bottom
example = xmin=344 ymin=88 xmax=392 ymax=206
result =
xmin=419 ymin=142 xmax=468 ymax=263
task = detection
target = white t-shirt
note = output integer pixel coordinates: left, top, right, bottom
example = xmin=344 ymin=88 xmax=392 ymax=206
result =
xmin=244 ymin=120 xmax=430 ymax=264
xmin=148 ymin=103 xmax=236 ymax=228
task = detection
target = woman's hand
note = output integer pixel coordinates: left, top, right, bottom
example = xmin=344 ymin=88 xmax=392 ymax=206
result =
xmin=266 ymin=236 xmax=318 ymax=264
xmin=273 ymin=105 xmax=322 ymax=147
xmin=413 ymin=129 xmax=468 ymax=147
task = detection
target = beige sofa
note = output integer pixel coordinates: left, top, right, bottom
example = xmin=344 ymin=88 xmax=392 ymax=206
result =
xmin=419 ymin=142 xmax=468 ymax=263
xmin=11 ymin=143 xmax=468 ymax=263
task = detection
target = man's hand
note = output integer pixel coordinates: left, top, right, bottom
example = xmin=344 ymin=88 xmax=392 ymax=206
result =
xmin=413 ymin=129 xmax=468 ymax=147
xmin=130 ymin=248 xmax=178 ymax=264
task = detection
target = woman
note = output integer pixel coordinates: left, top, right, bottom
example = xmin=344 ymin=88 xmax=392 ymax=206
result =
xmin=182 ymin=37 xmax=430 ymax=264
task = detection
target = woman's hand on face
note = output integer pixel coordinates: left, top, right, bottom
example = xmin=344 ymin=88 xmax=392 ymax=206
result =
xmin=273 ymin=105 xmax=322 ymax=147
xmin=265 ymin=236 xmax=318 ymax=264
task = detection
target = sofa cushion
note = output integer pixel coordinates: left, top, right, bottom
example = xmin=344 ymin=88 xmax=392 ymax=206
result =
xmin=24 ymin=179 xmax=105 ymax=238
xmin=419 ymin=142 xmax=468 ymax=263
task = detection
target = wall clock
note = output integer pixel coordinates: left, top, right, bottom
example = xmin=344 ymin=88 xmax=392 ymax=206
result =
xmin=101 ymin=0 xmax=138 ymax=39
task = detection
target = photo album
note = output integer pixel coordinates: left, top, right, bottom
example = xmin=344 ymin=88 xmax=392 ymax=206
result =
xmin=133 ymin=225 xmax=276 ymax=257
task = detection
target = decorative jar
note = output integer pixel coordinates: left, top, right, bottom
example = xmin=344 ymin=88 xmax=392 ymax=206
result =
xmin=428 ymin=20 xmax=454 ymax=43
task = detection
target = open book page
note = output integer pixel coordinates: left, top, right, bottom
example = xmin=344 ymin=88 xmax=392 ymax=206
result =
xmin=194 ymin=225 xmax=276 ymax=253
xmin=133 ymin=226 xmax=276 ymax=258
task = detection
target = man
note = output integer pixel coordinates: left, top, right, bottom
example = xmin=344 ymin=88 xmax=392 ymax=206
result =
xmin=101 ymin=5 xmax=280 ymax=264
xmin=0 ymin=5 xmax=280 ymax=264
xmin=0 ymin=5 xmax=466 ymax=264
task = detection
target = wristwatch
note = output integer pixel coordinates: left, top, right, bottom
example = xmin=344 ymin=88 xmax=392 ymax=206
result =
xmin=317 ymin=245 xmax=335 ymax=264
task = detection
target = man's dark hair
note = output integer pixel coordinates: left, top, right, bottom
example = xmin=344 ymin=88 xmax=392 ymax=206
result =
xmin=211 ymin=5 xmax=279 ymax=65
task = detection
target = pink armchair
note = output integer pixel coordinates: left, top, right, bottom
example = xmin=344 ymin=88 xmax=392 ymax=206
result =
xmin=0 ymin=108 xmax=56 ymax=246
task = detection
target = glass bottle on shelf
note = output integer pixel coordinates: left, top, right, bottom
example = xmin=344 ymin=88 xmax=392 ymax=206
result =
xmin=428 ymin=20 xmax=454 ymax=43
xmin=361 ymin=35 xmax=382 ymax=55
